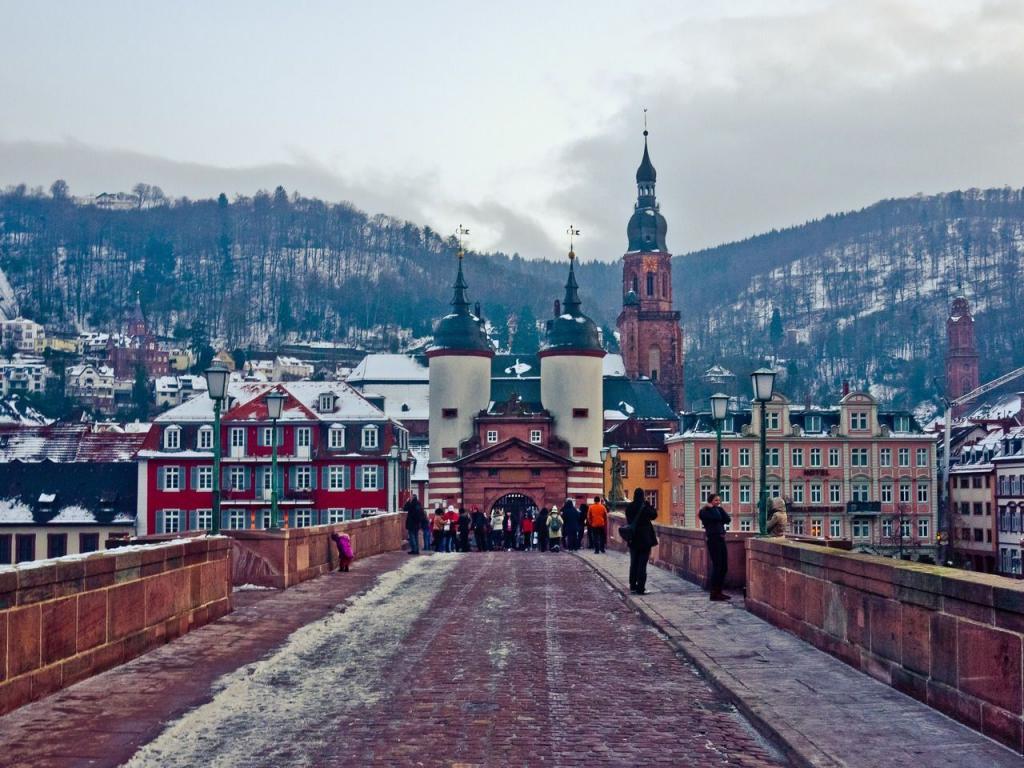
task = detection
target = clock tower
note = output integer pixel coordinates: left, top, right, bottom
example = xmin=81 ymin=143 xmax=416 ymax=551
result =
xmin=616 ymin=130 xmax=685 ymax=411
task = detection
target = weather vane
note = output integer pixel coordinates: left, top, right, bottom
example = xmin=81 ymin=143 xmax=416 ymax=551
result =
xmin=643 ymin=107 xmax=648 ymax=136
xmin=455 ymin=224 xmax=470 ymax=259
xmin=567 ymin=225 xmax=580 ymax=259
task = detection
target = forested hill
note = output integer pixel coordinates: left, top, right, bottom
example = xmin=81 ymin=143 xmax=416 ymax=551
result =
xmin=1 ymin=184 xmax=1023 ymax=412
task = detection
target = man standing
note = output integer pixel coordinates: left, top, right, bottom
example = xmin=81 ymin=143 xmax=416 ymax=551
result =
xmin=403 ymin=494 xmax=425 ymax=555
xmin=699 ymin=494 xmax=731 ymax=601
xmin=587 ymin=496 xmax=608 ymax=554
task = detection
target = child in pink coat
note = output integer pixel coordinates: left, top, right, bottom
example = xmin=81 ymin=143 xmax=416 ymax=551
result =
xmin=331 ymin=532 xmax=354 ymax=572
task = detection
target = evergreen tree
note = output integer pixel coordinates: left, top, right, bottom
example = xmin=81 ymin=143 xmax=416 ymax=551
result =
xmin=131 ymin=365 xmax=151 ymax=420
xmin=511 ymin=305 xmax=540 ymax=354
xmin=769 ymin=307 xmax=784 ymax=347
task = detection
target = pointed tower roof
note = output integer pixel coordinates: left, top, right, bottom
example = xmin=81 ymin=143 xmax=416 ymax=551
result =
xmin=627 ymin=129 xmax=668 ymax=252
xmin=541 ymin=250 xmax=603 ymax=355
xmin=428 ymin=251 xmax=493 ymax=355
xmin=635 ymin=130 xmax=657 ymax=184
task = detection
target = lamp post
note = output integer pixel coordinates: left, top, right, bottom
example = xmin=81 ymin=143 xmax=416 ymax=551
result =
xmin=265 ymin=390 xmax=286 ymax=529
xmin=751 ymin=368 xmax=777 ymax=535
xmin=388 ymin=445 xmax=400 ymax=513
xmin=608 ymin=444 xmax=621 ymax=510
xmin=710 ymin=393 xmax=729 ymax=497
xmin=600 ymin=447 xmax=610 ymax=500
xmin=204 ymin=362 xmax=230 ymax=535
xmin=400 ymin=448 xmax=410 ymax=507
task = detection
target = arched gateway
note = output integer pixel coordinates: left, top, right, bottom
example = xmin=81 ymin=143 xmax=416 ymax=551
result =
xmin=490 ymin=492 xmax=537 ymax=517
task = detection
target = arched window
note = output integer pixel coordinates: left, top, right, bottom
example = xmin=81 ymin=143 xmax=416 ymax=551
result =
xmin=662 ymin=272 xmax=668 ymax=298
xmin=649 ymin=346 xmax=661 ymax=382
xmin=631 ymin=274 xmax=638 ymax=294
xmin=646 ymin=272 xmax=655 ymax=296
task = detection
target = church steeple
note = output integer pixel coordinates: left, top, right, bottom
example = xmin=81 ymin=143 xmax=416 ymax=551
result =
xmin=627 ymin=128 xmax=668 ymax=253
xmin=636 ymin=130 xmax=657 ymax=207
xmin=429 ymin=236 xmax=491 ymax=354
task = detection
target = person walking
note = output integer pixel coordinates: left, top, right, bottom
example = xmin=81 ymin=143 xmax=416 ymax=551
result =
xmin=766 ymin=497 xmax=789 ymax=537
xmin=502 ymin=510 xmax=514 ymax=550
xmin=699 ymin=494 xmax=731 ymax=601
xmin=535 ymin=504 xmax=549 ymax=553
xmin=521 ymin=509 xmax=534 ymax=551
xmin=560 ymin=498 xmax=580 ymax=551
xmin=458 ymin=506 xmax=471 ymax=552
xmin=490 ymin=507 xmax=504 ymax=551
xmin=422 ymin=506 xmax=433 ymax=552
xmin=547 ymin=505 xmax=564 ymax=552
xmin=403 ymin=494 xmax=425 ymax=555
xmin=580 ymin=498 xmax=592 ymax=550
xmin=587 ymin=496 xmax=608 ymax=554
xmin=624 ymin=488 xmax=658 ymax=594
xmin=431 ymin=505 xmax=445 ymax=552
xmin=471 ymin=506 xmax=488 ymax=551
xmin=443 ymin=505 xmax=459 ymax=552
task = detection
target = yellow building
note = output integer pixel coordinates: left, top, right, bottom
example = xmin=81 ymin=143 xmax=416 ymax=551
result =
xmin=602 ymin=420 xmax=672 ymax=524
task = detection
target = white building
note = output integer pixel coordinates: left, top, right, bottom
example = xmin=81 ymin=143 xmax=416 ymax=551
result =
xmin=0 ymin=357 xmax=53 ymax=396
xmin=155 ymin=374 xmax=208 ymax=409
xmin=0 ymin=318 xmax=45 ymax=355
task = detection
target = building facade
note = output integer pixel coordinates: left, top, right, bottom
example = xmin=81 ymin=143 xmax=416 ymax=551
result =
xmin=946 ymin=296 xmax=980 ymax=417
xmin=949 ymin=439 xmax=998 ymax=573
xmin=616 ymin=131 xmax=685 ymax=412
xmin=0 ymin=318 xmax=46 ymax=355
xmin=137 ymin=381 xmax=412 ymax=535
xmin=995 ymin=427 xmax=1024 ymax=576
xmin=107 ymin=296 xmax=169 ymax=379
xmin=667 ymin=391 xmax=938 ymax=559
xmin=602 ymin=417 xmax=672 ymax=523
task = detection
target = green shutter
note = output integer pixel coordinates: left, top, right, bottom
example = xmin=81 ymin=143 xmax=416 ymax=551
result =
xmin=221 ymin=510 xmax=231 ymax=530
xmin=188 ymin=510 xmax=198 ymax=530
xmin=190 ymin=467 xmax=198 ymax=490
xmin=322 ymin=466 xmax=330 ymax=489
xmin=310 ymin=466 xmax=317 ymax=490
xmin=155 ymin=510 xmax=165 ymax=533
xmin=355 ymin=465 xmax=363 ymax=490
xmin=156 ymin=467 xmax=165 ymax=491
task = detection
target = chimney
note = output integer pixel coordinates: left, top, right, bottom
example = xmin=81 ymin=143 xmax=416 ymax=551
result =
xmin=553 ymin=299 xmax=561 ymax=317
xmin=842 ymin=380 xmax=850 ymax=396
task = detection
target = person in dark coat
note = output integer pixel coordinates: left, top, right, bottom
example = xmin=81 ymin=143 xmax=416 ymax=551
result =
xmin=698 ymin=494 xmax=731 ymax=601
xmin=457 ymin=507 xmax=471 ymax=552
xmin=403 ymin=494 xmax=425 ymax=555
xmin=471 ymin=507 xmax=488 ymax=551
xmin=560 ymin=498 xmax=580 ymax=551
xmin=624 ymin=488 xmax=658 ymax=594
xmin=535 ymin=505 xmax=549 ymax=553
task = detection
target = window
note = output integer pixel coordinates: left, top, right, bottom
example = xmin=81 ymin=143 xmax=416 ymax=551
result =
xmin=572 ymin=408 xmax=589 ymax=418
xmin=230 ymin=466 xmax=247 ymax=491
xmin=486 ymin=430 xmax=499 ymax=444
xmin=851 ymin=448 xmax=869 ymax=467
xmin=791 ymin=448 xmax=803 ymax=467
xmin=47 ymin=534 xmax=67 ymax=559
xmin=260 ymin=466 xmax=274 ymax=493
xmin=894 ymin=415 xmax=910 ymax=432
xmin=78 ymin=533 xmax=99 ymax=553
xmin=917 ymin=483 xmax=928 ymax=503
xmin=810 ymin=448 xmax=822 ymax=467
xmin=319 ymin=393 xmax=336 ymax=412
xmin=740 ymin=518 xmax=753 ymax=532
xmin=699 ymin=448 xmax=712 ymax=467
xmin=829 ymin=519 xmax=841 ymax=538
xmin=791 ymin=519 xmax=805 ymax=535
xmin=294 ymin=510 xmax=313 ymax=528
xmin=530 ymin=429 xmax=542 ymax=444
xmin=767 ymin=411 xmax=780 ymax=430
xmin=806 ymin=415 xmax=821 ymax=433
xmin=163 ymin=466 xmax=181 ymax=491
xmin=719 ymin=485 xmax=731 ymax=503
xmin=719 ymin=448 xmax=730 ymax=467
xmin=768 ymin=483 xmax=781 ymax=498
xmin=198 ymin=426 xmax=213 ymax=450
xmin=196 ymin=509 xmax=212 ymax=531
xmin=810 ymin=483 xmax=822 ymax=504
xmin=260 ymin=426 xmax=274 ymax=447
xmin=916 ymin=448 xmax=929 ymax=467
xmin=230 ymin=427 xmax=246 ymax=450
xmin=619 ymin=461 xmax=629 ymax=478
xmin=644 ymin=461 xmax=658 ymax=478
xmin=16 ymin=534 xmax=35 ymax=563
xmin=791 ymin=483 xmax=804 ymax=504
xmin=228 ymin=510 xmax=246 ymax=530
xmin=294 ymin=465 xmax=313 ymax=491
xmin=829 ymin=448 xmax=841 ymax=467
xmin=917 ymin=518 xmax=930 ymax=539
xmin=700 ymin=483 xmax=713 ymax=503
xmin=161 ymin=509 xmax=181 ymax=534
xmin=646 ymin=272 xmax=655 ymax=296
xmin=740 ymin=483 xmax=751 ymax=504
xmin=766 ymin=448 xmax=780 ymax=467
xmin=850 ymin=411 xmax=868 ymax=430
xmin=646 ymin=490 xmax=659 ymax=510
xmin=361 ymin=425 xmax=379 ymax=449
xmin=852 ymin=520 xmax=870 ymax=538
xmin=329 ymin=425 xmax=345 ymax=449
xmin=164 ymin=426 xmax=180 ymax=450
xmin=852 ymin=483 xmax=869 ymax=502
xmin=572 ymin=447 xmax=588 ymax=457
xmin=442 ymin=408 xmax=458 ymax=418
xmin=296 ymin=427 xmax=311 ymax=449
xmin=672 ymin=485 xmax=678 ymax=504
xmin=196 ymin=466 xmax=213 ymax=491
xmin=881 ymin=483 xmax=893 ymax=503
xmin=360 ymin=465 xmax=380 ymax=490
xmin=880 ymin=448 xmax=892 ymax=467
xmin=830 ymin=483 xmax=842 ymax=504
xmin=810 ymin=518 xmax=823 ymax=537
xmin=328 ymin=465 xmax=348 ymax=490
xmin=901 ymin=519 xmax=912 ymax=538
xmin=327 ymin=508 xmax=347 ymax=524
xmin=898 ymin=448 xmax=910 ymax=467
xmin=899 ymin=483 xmax=911 ymax=503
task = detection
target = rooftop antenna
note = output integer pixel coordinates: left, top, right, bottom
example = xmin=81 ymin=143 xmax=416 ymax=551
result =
xmin=566 ymin=224 xmax=580 ymax=259
xmin=455 ymin=224 xmax=470 ymax=259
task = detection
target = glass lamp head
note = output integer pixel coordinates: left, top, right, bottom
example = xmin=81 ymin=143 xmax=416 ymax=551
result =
xmin=264 ymin=391 xmax=287 ymax=421
xmin=710 ymin=392 xmax=729 ymax=422
xmin=204 ymin=362 xmax=230 ymax=402
xmin=751 ymin=368 xmax=777 ymax=402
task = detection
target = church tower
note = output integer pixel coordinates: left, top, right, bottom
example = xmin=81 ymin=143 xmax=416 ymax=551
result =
xmin=946 ymin=296 xmax=979 ymax=417
xmin=616 ymin=130 xmax=685 ymax=411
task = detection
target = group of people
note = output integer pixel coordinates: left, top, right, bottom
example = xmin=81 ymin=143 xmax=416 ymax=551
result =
xmin=401 ymin=495 xmax=612 ymax=556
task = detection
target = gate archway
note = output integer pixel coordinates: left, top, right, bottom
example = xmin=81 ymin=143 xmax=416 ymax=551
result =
xmin=490 ymin=493 xmax=537 ymax=518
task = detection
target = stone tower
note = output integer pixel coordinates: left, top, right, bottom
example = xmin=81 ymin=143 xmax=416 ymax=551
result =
xmin=616 ymin=130 xmax=685 ymax=411
xmin=946 ymin=296 xmax=979 ymax=417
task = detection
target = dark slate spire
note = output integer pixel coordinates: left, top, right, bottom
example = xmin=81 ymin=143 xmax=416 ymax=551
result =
xmin=430 ymin=250 xmax=492 ymax=354
xmin=636 ymin=130 xmax=657 ymax=185
xmin=562 ymin=251 xmax=582 ymax=316
xmin=627 ymin=129 xmax=668 ymax=252
xmin=451 ymin=255 xmax=470 ymax=310
xmin=543 ymin=249 xmax=602 ymax=353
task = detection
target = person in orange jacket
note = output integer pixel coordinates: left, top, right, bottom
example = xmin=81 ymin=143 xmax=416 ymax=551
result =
xmin=587 ymin=496 xmax=608 ymax=554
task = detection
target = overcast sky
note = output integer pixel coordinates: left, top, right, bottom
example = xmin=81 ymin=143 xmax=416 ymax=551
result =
xmin=2 ymin=0 xmax=1023 ymax=260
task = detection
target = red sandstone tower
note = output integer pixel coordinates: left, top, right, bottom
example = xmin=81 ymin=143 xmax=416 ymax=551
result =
xmin=946 ymin=296 xmax=979 ymax=417
xmin=616 ymin=130 xmax=685 ymax=411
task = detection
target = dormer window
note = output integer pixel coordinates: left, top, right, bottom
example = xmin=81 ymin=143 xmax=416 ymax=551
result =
xmin=319 ymin=393 xmax=336 ymax=413
xmin=198 ymin=426 xmax=213 ymax=450
xmin=164 ymin=426 xmax=181 ymax=450
xmin=361 ymin=425 xmax=379 ymax=449
xmin=766 ymin=411 xmax=780 ymax=431
xmin=894 ymin=415 xmax=910 ymax=433
xmin=805 ymin=414 xmax=821 ymax=433
xmin=329 ymin=424 xmax=346 ymax=449
xmin=851 ymin=411 xmax=869 ymax=431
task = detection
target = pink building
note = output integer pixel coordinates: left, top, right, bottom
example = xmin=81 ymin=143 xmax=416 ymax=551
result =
xmin=667 ymin=391 xmax=938 ymax=560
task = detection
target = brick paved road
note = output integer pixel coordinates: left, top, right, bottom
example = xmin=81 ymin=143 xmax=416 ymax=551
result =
xmin=127 ymin=552 xmax=787 ymax=767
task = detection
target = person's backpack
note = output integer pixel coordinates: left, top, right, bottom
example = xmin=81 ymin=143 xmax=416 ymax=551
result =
xmin=550 ymin=515 xmax=562 ymax=533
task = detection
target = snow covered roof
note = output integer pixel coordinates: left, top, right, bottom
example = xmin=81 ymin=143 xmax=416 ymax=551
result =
xmin=357 ymin=384 xmax=429 ymax=420
xmin=0 ymin=395 xmax=51 ymax=426
xmin=602 ymin=354 xmax=626 ymax=378
xmin=965 ymin=392 xmax=1023 ymax=422
xmin=48 ymin=506 xmax=97 ymax=524
xmin=347 ymin=354 xmax=428 ymax=384
xmin=410 ymin=446 xmax=430 ymax=482
xmin=0 ymin=498 xmax=34 ymax=523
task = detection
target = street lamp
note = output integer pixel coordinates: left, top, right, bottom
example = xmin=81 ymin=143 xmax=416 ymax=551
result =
xmin=608 ymin=444 xmax=621 ymax=510
xmin=600 ymin=447 xmax=610 ymax=500
xmin=265 ymin=390 xmax=287 ymax=529
xmin=388 ymin=445 xmax=400 ymax=513
xmin=751 ymin=367 xmax=777 ymax=535
xmin=710 ymin=392 xmax=729 ymax=496
xmin=204 ymin=362 xmax=230 ymax=535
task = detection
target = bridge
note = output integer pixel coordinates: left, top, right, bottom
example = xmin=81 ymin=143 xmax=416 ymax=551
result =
xmin=0 ymin=516 xmax=1021 ymax=767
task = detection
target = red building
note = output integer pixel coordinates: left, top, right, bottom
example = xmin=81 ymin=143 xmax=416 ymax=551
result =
xmin=137 ymin=381 xmax=412 ymax=534
xmin=946 ymin=296 xmax=979 ymax=417
xmin=108 ymin=295 xmax=169 ymax=379
xmin=616 ymin=130 xmax=685 ymax=412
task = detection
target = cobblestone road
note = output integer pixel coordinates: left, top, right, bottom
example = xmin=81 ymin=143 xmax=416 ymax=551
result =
xmin=128 ymin=552 xmax=788 ymax=768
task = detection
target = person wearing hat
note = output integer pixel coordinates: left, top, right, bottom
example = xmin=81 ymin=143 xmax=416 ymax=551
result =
xmin=766 ymin=497 xmax=789 ymax=537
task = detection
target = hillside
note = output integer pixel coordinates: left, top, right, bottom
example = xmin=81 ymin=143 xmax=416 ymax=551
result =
xmin=2 ymin=184 xmax=1022 ymax=411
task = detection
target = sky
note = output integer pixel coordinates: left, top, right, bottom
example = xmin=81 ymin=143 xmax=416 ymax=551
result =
xmin=2 ymin=0 xmax=1024 ymax=260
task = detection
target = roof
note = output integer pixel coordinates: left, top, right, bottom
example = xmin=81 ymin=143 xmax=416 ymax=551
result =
xmin=356 ymin=383 xmax=429 ymax=420
xmin=541 ymin=259 xmax=603 ymax=353
xmin=487 ymin=375 xmax=676 ymax=422
xmin=604 ymin=418 xmax=668 ymax=450
xmin=636 ymin=133 xmax=657 ymax=183
xmin=429 ymin=258 xmax=492 ymax=354
xmin=347 ymin=354 xmax=428 ymax=384
xmin=0 ymin=461 xmax=137 ymax=526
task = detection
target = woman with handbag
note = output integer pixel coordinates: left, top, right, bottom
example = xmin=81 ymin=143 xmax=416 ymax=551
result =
xmin=624 ymin=488 xmax=658 ymax=594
